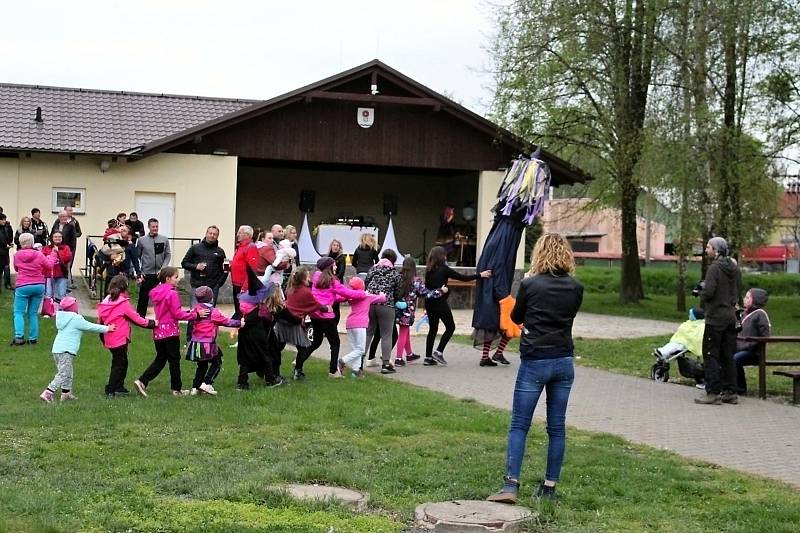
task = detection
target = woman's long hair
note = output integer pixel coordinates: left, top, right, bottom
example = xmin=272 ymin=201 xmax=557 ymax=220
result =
xmin=529 ymin=233 xmax=575 ymax=276
xmin=426 ymin=246 xmax=447 ymax=272
xmin=399 ymin=256 xmax=417 ymax=295
xmin=315 ymin=263 xmax=336 ymax=289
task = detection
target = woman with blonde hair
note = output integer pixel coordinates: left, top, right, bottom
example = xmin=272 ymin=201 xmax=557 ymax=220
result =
xmin=352 ymin=233 xmax=378 ymax=278
xmin=487 ymin=233 xmax=583 ymax=504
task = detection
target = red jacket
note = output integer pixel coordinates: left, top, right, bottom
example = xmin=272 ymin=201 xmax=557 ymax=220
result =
xmin=96 ymin=294 xmax=153 ymax=348
xmin=230 ymin=240 xmax=259 ymax=288
xmin=42 ymin=244 xmax=73 ymax=279
xmin=255 ymin=241 xmax=276 ymax=275
xmin=286 ymin=284 xmax=325 ymax=321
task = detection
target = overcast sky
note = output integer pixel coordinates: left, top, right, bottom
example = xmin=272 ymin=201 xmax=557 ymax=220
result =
xmin=2 ymin=1 xmax=498 ymax=114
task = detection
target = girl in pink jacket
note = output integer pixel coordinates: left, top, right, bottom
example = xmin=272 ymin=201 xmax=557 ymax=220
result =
xmin=186 ymin=285 xmax=240 ymax=396
xmin=97 ymin=274 xmax=155 ymax=398
xmin=338 ymin=276 xmax=385 ymax=378
xmin=298 ymin=256 xmax=363 ymax=378
xmin=134 ymin=267 xmax=209 ymax=397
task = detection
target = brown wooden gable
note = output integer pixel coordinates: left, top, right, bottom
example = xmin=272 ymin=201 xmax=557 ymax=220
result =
xmin=139 ymin=60 xmax=589 ymax=184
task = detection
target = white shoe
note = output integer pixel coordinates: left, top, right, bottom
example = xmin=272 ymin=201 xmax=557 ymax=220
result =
xmin=199 ymin=383 xmax=217 ymax=395
xmin=229 ymin=342 xmax=238 ymax=348
xmin=134 ymin=379 xmax=148 ymax=397
xmin=190 ymin=388 xmax=199 ymax=396
xmin=328 ymin=371 xmax=344 ymax=379
xmin=60 ymin=392 xmax=77 ymax=402
xmin=695 ymin=383 xmax=706 ymax=390
xmin=366 ymin=358 xmax=380 ymax=367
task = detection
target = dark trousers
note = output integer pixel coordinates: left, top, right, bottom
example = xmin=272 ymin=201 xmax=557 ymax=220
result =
xmin=136 ymin=274 xmax=159 ymax=317
xmin=232 ymin=284 xmax=242 ymax=319
xmin=297 ymin=318 xmax=339 ymax=373
xmin=734 ymin=349 xmax=759 ymax=394
xmin=426 ymin=299 xmax=456 ymax=357
xmin=139 ymin=336 xmax=182 ymax=391
xmin=106 ymin=344 xmax=129 ymax=394
xmin=702 ymin=323 xmax=737 ymax=395
xmin=0 ymin=255 xmax=10 ymax=289
xmin=193 ymin=354 xmax=223 ymax=389
xmin=332 ymin=302 xmax=341 ymax=327
xmin=368 ymin=324 xmax=398 ymax=360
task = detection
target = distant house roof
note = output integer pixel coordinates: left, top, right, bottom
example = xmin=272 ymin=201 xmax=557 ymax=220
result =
xmin=0 ymin=83 xmax=254 ymax=155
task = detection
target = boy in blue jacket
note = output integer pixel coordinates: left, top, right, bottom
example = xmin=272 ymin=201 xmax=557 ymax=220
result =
xmin=40 ymin=297 xmax=115 ymax=402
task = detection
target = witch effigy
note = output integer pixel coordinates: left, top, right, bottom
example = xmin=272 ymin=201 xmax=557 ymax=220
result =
xmin=471 ymin=151 xmax=551 ymax=366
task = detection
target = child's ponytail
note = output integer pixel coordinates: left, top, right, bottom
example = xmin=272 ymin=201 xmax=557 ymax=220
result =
xmin=107 ymin=274 xmax=129 ymax=301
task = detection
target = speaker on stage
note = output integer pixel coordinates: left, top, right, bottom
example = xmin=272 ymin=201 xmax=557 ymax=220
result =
xmin=299 ymin=189 xmax=316 ymax=213
xmin=383 ymin=193 xmax=398 ymax=216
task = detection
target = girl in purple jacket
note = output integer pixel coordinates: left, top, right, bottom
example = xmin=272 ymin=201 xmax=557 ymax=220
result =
xmin=186 ymin=285 xmax=240 ymax=396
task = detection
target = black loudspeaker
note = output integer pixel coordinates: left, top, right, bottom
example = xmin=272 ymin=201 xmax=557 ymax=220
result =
xmin=383 ymin=193 xmax=398 ymax=216
xmin=299 ymin=189 xmax=316 ymax=213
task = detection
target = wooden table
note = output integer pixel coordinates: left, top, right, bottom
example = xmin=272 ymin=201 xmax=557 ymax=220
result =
xmin=739 ymin=336 xmax=800 ymax=399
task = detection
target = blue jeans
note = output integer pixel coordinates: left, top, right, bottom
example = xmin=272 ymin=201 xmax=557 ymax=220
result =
xmin=734 ymin=349 xmax=758 ymax=393
xmin=46 ymin=278 xmax=68 ymax=301
xmin=13 ymin=283 xmax=45 ymax=341
xmin=505 ymin=356 xmax=574 ymax=483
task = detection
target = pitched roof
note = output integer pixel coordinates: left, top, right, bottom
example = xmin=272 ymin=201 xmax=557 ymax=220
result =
xmin=0 ymin=83 xmax=254 ymax=154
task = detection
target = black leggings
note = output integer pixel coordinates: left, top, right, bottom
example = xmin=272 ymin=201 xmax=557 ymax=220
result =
xmin=426 ymin=299 xmax=455 ymax=357
xmin=193 ymin=354 xmax=223 ymax=389
xmin=297 ymin=318 xmax=340 ymax=374
xmin=139 ymin=336 xmax=182 ymax=391
xmin=106 ymin=344 xmax=129 ymax=394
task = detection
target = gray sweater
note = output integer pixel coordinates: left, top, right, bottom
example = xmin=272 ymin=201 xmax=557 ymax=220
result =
xmin=136 ymin=234 xmax=171 ymax=275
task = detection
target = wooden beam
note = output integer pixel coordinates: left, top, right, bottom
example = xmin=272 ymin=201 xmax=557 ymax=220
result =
xmin=305 ymin=90 xmax=441 ymax=107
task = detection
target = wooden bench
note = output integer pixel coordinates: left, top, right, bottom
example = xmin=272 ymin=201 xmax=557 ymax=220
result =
xmin=447 ymin=278 xmax=476 ymax=306
xmin=773 ymin=370 xmax=800 ymax=404
xmin=739 ymin=336 xmax=800 ymax=399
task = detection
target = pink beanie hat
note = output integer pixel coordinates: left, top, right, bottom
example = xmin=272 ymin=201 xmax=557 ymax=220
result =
xmin=348 ymin=277 xmax=364 ymax=290
xmin=59 ymin=296 xmax=79 ymax=312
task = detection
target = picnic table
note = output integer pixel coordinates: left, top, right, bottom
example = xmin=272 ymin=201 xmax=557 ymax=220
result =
xmin=739 ymin=336 xmax=800 ymax=402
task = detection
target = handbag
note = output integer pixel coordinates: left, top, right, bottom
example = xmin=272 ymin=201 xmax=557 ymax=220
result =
xmin=41 ymin=297 xmax=56 ymax=318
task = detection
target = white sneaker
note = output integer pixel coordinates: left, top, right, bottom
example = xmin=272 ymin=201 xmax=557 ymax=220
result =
xmin=199 ymin=383 xmax=218 ymax=395
xmin=366 ymin=358 xmax=380 ymax=367
xmin=328 ymin=371 xmax=344 ymax=379
xmin=190 ymin=388 xmax=199 ymax=396
xmin=229 ymin=342 xmax=238 ymax=348
xmin=60 ymin=392 xmax=77 ymax=402
xmin=134 ymin=379 xmax=148 ymax=397
xmin=695 ymin=383 xmax=706 ymax=390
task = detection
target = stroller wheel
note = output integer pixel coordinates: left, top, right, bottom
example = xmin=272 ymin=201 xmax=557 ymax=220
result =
xmin=650 ymin=363 xmax=669 ymax=383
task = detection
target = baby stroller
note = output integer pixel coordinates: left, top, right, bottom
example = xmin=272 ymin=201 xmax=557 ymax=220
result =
xmin=650 ymin=308 xmax=705 ymax=385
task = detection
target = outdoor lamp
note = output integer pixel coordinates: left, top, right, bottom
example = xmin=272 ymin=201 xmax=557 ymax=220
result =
xmin=462 ymin=203 xmax=476 ymax=222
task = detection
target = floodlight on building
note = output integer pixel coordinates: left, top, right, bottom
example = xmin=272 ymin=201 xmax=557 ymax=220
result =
xmin=99 ymin=159 xmax=111 ymax=172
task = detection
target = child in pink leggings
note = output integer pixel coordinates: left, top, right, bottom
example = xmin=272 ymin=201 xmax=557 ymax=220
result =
xmin=394 ymin=257 xmax=446 ymax=366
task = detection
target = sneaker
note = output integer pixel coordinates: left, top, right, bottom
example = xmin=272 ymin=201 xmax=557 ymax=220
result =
xmin=199 ymin=383 xmax=218 ymax=395
xmin=39 ymin=389 xmax=54 ymax=403
xmin=431 ymin=350 xmax=447 ymax=366
xmin=229 ymin=341 xmax=238 ymax=348
xmin=695 ymin=383 xmax=706 ymax=390
xmin=328 ymin=370 xmax=344 ymax=379
xmin=486 ymin=476 xmax=520 ymax=505
xmin=171 ymin=390 xmax=190 ymax=397
xmin=105 ymin=393 xmax=116 ymax=400
xmin=480 ymin=357 xmax=498 ymax=367
xmin=10 ymin=338 xmax=26 ymax=347
xmin=366 ymin=358 xmax=380 ymax=368
xmin=720 ymin=392 xmax=739 ymax=404
xmin=534 ymin=482 xmax=558 ymax=501
xmin=423 ymin=357 xmax=438 ymax=366
xmin=60 ymin=392 xmax=77 ymax=402
xmin=351 ymin=370 xmax=365 ymax=379
xmin=492 ymin=353 xmax=511 ymax=365
xmin=236 ymin=383 xmax=250 ymax=391
xmin=134 ymin=379 xmax=148 ymax=397
xmin=381 ymin=364 xmax=396 ymax=374
xmin=394 ymin=358 xmax=406 ymax=367
xmin=694 ymin=393 xmax=722 ymax=405
xmin=268 ymin=376 xmax=288 ymax=388
xmin=190 ymin=388 xmax=199 ymax=396
xmin=27 ymin=339 xmax=38 ymax=345
xmin=337 ymin=359 xmax=346 ymax=375
xmin=115 ymin=387 xmax=130 ymax=397
xmin=292 ymin=369 xmax=305 ymax=381
xmin=407 ymin=353 xmax=421 ymax=362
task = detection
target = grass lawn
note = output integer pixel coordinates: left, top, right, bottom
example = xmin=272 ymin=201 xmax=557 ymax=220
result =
xmin=2 ymin=290 xmax=800 ymax=531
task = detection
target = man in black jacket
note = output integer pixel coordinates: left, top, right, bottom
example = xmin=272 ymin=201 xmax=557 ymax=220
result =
xmin=0 ymin=213 xmax=12 ymax=290
xmin=125 ymin=212 xmax=146 ymax=244
xmin=182 ymin=226 xmax=227 ymax=338
xmin=30 ymin=208 xmax=49 ymax=247
xmin=696 ymin=237 xmax=742 ymax=405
